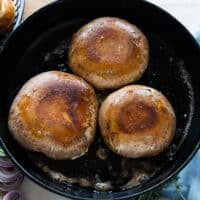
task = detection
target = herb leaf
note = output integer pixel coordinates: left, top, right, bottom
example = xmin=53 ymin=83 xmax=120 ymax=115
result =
xmin=0 ymin=148 xmax=6 ymax=157
xmin=135 ymin=176 xmax=187 ymax=200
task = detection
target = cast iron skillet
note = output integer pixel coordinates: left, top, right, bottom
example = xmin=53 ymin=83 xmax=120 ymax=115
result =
xmin=0 ymin=0 xmax=200 ymax=199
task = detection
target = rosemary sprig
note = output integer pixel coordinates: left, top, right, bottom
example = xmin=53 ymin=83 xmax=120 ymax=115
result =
xmin=135 ymin=188 xmax=162 ymax=200
xmin=173 ymin=176 xmax=187 ymax=200
xmin=135 ymin=190 xmax=161 ymax=200
xmin=135 ymin=176 xmax=187 ymax=200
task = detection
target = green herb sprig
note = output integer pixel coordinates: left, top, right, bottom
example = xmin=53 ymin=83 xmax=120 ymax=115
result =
xmin=135 ymin=176 xmax=186 ymax=200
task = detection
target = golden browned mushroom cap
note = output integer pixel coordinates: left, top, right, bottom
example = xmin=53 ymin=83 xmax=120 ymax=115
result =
xmin=99 ymin=85 xmax=176 ymax=158
xmin=68 ymin=17 xmax=149 ymax=89
xmin=0 ymin=0 xmax=15 ymax=33
xmin=8 ymin=71 xmax=98 ymax=160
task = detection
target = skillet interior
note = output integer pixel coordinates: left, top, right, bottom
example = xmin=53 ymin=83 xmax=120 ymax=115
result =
xmin=0 ymin=0 xmax=199 ymax=199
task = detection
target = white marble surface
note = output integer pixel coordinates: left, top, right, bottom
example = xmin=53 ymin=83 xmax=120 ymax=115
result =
xmin=19 ymin=0 xmax=200 ymax=199
xmin=150 ymin=0 xmax=200 ymax=34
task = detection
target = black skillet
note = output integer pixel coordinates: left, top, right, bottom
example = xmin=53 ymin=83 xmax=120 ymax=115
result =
xmin=0 ymin=0 xmax=200 ymax=199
